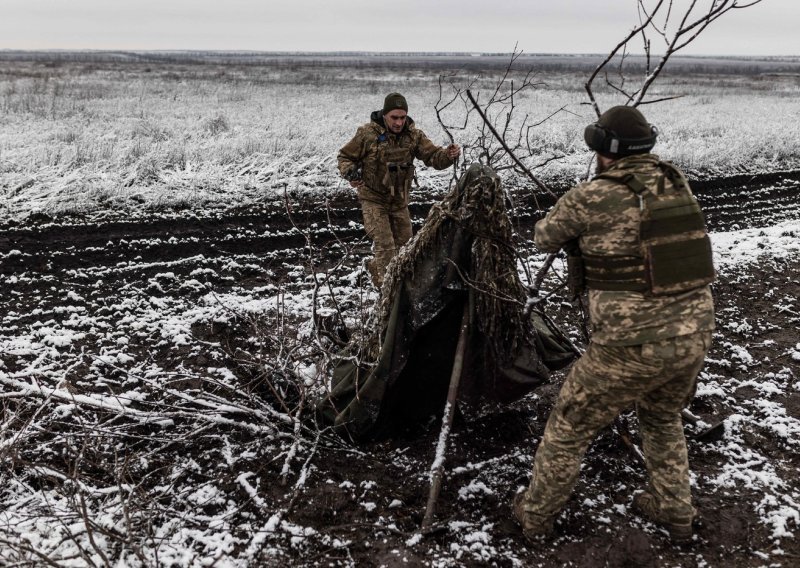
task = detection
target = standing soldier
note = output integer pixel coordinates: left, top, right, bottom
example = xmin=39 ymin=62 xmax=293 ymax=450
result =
xmin=338 ymin=93 xmax=461 ymax=287
xmin=514 ymin=106 xmax=716 ymax=543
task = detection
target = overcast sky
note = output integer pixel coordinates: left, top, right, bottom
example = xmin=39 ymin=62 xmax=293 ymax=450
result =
xmin=0 ymin=0 xmax=796 ymax=56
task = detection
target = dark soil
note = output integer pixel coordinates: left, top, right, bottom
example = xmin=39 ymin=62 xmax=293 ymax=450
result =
xmin=1 ymin=171 xmax=799 ymax=566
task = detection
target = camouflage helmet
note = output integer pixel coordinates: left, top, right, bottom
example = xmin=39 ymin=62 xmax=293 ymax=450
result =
xmin=584 ymin=105 xmax=658 ymax=157
xmin=383 ymin=92 xmax=408 ymax=114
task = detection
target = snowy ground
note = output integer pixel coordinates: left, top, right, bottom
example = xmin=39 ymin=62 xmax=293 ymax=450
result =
xmin=1 ymin=190 xmax=799 ymax=566
xmin=1 ymin=54 xmax=799 ymax=566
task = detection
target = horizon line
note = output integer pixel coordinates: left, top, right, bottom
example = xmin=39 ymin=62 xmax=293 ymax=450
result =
xmin=0 ymin=48 xmax=797 ymax=60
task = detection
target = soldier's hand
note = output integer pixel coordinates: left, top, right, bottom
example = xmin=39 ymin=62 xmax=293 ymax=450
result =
xmin=446 ymin=144 xmax=461 ymax=159
xmin=349 ymin=180 xmax=364 ymax=188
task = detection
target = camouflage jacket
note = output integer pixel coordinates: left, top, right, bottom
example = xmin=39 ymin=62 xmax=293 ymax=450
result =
xmin=535 ymin=154 xmax=715 ymax=346
xmin=337 ymin=111 xmax=455 ymax=205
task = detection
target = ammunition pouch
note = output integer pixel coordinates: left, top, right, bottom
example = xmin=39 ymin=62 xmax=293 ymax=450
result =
xmin=382 ymin=162 xmax=414 ymax=198
xmin=380 ymin=146 xmax=415 ymax=198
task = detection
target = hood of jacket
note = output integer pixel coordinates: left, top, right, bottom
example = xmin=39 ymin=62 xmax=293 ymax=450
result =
xmin=370 ymin=110 xmax=415 ymax=133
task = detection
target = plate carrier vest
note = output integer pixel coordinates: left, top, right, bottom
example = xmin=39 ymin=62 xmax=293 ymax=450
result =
xmin=581 ymin=161 xmax=715 ymax=296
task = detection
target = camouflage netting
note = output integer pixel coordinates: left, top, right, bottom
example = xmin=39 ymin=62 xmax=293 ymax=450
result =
xmin=378 ymin=163 xmax=526 ymax=365
xmin=316 ymin=164 xmax=575 ymax=442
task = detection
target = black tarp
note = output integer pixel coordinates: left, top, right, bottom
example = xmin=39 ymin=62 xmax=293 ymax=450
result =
xmin=317 ymin=164 xmax=575 ymax=441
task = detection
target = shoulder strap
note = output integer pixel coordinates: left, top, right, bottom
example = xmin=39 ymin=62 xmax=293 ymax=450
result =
xmin=657 ymin=161 xmax=690 ymax=193
xmin=597 ymin=163 xmax=691 ymax=199
xmin=594 ymin=172 xmax=648 ymax=195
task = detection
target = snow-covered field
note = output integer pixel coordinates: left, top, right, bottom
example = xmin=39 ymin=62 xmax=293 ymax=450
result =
xmin=1 ymin=54 xmax=799 ymax=566
xmin=2 ymin=54 xmax=800 ymax=220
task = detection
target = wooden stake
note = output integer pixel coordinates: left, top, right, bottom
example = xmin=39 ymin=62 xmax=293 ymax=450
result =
xmin=421 ymin=301 xmax=471 ymax=530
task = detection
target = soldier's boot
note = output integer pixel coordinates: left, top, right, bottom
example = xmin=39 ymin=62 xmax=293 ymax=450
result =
xmin=513 ymin=491 xmax=555 ymax=541
xmin=632 ymin=491 xmax=693 ymax=543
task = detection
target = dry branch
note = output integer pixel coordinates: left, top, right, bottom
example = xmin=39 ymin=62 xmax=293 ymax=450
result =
xmin=586 ymin=0 xmax=764 ymax=113
xmin=465 ymin=90 xmax=555 ymax=199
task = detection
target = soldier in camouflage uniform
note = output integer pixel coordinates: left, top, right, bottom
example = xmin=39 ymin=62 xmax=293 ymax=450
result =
xmin=514 ymin=106 xmax=715 ymax=543
xmin=338 ymin=93 xmax=460 ymax=287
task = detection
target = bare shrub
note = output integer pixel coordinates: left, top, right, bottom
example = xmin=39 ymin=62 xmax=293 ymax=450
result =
xmin=203 ymin=113 xmax=230 ymax=136
xmin=131 ymin=119 xmax=170 ymax=142
xmin=163 ymin=143 xmax=187 ymax=171
xmin=128 ymin=155 xmax=162 ymax=185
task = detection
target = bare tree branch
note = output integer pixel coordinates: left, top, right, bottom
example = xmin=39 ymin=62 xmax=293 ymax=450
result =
xmin=586 ymin=0 xmax=763 ymax=112
xmin=465 ymin=89 xmax=556 ymax=198
xmin=585 ymin=0 xmax=666 ymax=116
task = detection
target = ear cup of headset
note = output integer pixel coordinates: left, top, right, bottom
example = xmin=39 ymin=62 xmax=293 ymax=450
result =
xmin=584 ymin=123 xmax=608 ymax=153
xmin=583 ymin=122 xmax=658 ymax=155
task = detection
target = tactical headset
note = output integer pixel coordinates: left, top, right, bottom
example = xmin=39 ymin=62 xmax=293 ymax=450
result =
xmin=584 ymin=122 xmax=659 ymax=156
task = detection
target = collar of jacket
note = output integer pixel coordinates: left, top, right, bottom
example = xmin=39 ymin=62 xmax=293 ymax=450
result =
xmin=598 ymin=153 xmax=660 ymax=178
xmin=370 ymin=109 xmax=415 ymax=135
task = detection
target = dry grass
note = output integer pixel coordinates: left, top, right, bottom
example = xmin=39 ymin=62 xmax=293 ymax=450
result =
xmin=1 ymin=56 xmax=799 ymax=219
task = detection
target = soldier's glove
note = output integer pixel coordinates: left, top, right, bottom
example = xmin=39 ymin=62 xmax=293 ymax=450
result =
xmin=344 ymin=165 xmax=363 ymax=182
xmin=563 ymin=239 xmax=586 ymax=300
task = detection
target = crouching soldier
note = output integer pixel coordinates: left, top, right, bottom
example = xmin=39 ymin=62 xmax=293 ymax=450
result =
xmin=514 ymin=106 xmax=716 ymax=543
xmin=337 ymin=92 xmax=461 ymax=288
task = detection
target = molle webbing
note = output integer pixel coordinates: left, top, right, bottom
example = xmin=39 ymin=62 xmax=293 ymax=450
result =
xmin=583 ymin=254 xmax=648 ymax=292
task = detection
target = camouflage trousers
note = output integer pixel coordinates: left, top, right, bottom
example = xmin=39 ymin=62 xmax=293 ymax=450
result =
xmin=361 ymin=200 xmax=413 ymax=287
xmin=520 ymin=330 xmax=712 ymax=525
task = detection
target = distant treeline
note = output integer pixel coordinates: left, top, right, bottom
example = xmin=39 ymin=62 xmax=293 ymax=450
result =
xmin=1 ymin=50 xmax=799 ymax=75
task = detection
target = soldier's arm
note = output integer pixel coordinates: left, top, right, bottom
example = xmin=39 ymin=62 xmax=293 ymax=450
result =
xmin=413 ymin=129 xmax=456 ymax=170
xmin=337 ymin=127 xmax=368 ymax=178
xmin=534 ymin=188 xmax=587 ymax=253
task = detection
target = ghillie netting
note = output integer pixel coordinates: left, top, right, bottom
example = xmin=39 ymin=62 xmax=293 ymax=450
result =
xmin=317 ymin=164 xmax=575 ymax=441
xmin=380 ymin=163 xmax=526 ymax=366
